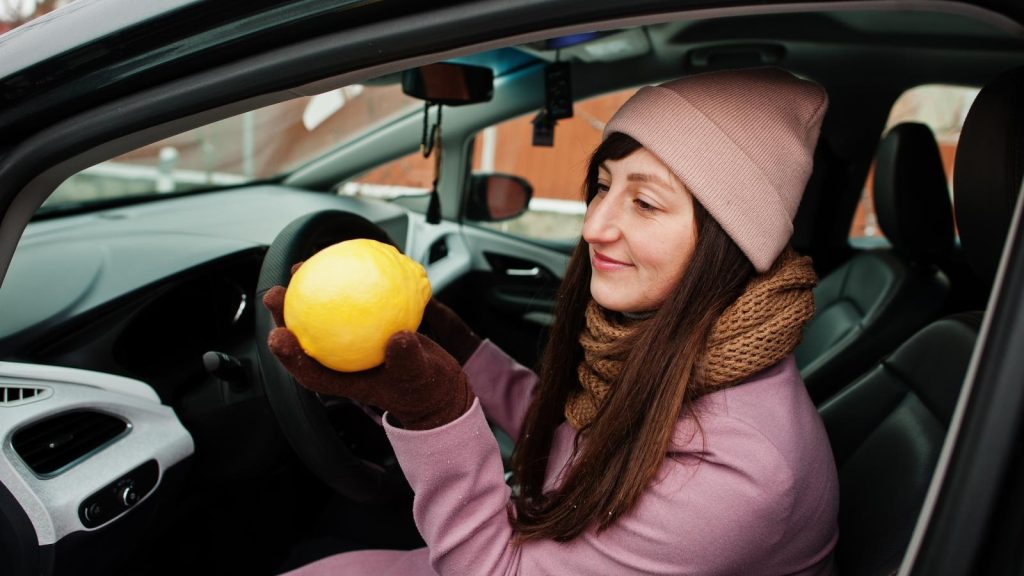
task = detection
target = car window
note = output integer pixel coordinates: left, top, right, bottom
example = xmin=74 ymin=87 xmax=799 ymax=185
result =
xmin=339 ymin=149 xmax=434 ymax=200
xmin=848 ymin=84 xmax=979 ymax=248
xmin=466 ymin=87 xmax=638 ymax=242
xmin=40 ymin=84 xmax=419 ymax=215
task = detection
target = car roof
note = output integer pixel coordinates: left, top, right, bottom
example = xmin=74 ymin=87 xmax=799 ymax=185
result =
xmin=0 ymin=0 xmax=200 ymax=80
xmin=2 ymin=1 xmax=1023 ymax=134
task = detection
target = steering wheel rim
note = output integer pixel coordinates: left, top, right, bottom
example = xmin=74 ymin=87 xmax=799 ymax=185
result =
xmin=255 ymin=209 xmax=397 ymax=502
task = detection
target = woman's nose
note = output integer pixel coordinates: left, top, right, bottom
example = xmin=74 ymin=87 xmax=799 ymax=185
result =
xmin=582 ymin=194 xmax=621 ymax=244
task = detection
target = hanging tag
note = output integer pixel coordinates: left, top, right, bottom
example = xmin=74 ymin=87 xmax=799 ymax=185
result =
xmin=545 ymin=62 xmax=573 ymax=120
xmin=532 ymin=110 xmax=555 ymax=147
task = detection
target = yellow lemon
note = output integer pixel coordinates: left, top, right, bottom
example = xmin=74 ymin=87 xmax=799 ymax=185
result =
xmin=283 ymin=238 xmax=432 ymax=372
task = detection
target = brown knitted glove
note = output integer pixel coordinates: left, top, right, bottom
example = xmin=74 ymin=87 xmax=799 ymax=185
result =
xmin=421 ymin=299 xmax=483 ymax=365
xmin=263 ymin=286 xmax=475 ymax=430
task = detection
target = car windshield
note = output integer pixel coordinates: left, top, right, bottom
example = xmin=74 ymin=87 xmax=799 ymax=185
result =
xmin=37 ymin=83 xmax=421 ymax=215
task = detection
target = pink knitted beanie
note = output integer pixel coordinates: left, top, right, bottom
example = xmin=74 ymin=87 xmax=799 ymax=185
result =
xmin=603 ymin=67 xmax=828 ymax=272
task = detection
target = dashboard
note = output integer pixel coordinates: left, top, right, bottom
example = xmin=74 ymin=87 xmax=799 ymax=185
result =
xmin=0 ymin=185 xmax=470 ymax=575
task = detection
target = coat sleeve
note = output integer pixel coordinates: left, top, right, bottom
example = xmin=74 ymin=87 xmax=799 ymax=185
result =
xmin=383 ymin=401 xmax=819 ymax=576
xmin=461 ymin=339 xmax=538 ymax=441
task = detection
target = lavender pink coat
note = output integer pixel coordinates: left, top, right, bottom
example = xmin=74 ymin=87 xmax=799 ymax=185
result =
xmin=283 ymin=340 xmax=839 ymax=575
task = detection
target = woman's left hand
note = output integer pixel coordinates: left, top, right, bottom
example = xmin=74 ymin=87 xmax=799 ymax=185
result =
xmin=263 ymin=286 xmax=475 ymax=430
xmin=420 ymin=298 xmax=483 ymax=365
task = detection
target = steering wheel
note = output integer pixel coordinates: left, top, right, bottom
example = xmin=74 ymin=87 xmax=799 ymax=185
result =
xmin=255 ymin=209 xmax=403 ymax=501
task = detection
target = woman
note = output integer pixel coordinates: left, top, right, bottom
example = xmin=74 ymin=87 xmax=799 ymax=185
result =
xmin=265 ymin=66 xmax=838 ymax=575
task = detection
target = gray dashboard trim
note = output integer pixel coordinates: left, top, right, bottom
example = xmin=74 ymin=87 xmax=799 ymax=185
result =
xmin=0 ymin=364 xmax=193 ymax=546
xmin=0 ymin=363 xmax=158 ymax=403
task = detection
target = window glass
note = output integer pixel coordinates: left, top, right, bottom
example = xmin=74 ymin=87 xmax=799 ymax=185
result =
xmin=339 ymin=150 xmax=434 ymax=200
xmin=468 ymin=87 xmax=638 ymax=242
xmin=42 ymin=84 xmax=419 ymax=215
xmin=848 ymin=84 xmax=978 ymax=247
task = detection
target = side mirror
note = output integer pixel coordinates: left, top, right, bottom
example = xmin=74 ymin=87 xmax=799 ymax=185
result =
xmin=402 ymin=63 xmax=494 ymax=106
xmin=466 ymin=173 xmax=533 ymax=222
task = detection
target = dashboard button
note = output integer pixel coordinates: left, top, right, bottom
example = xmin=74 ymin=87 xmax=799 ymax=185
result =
xmin=120 ymin=485 xmax=139 ymax=507
xmin=79 ymin=460 xmax=159 ymax=528
xmin=83 ymin=502 xmax=103 ymax=523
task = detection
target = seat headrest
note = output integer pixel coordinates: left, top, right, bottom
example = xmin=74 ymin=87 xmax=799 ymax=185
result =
xmin=954 ymin=66 xmax=1024 ymax=284
xmin=873 ymin=122 xmax=954 ymax=264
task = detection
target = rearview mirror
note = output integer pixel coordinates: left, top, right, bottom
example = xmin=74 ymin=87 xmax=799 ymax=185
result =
xmin=466 ymin=173 xmax=532 ymax=222
xmin=402 ymin=63 xmax=494 ymax=106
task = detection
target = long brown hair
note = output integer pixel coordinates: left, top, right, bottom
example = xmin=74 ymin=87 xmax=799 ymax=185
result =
xmin=510 ymin=132 xmax=756 ymax=542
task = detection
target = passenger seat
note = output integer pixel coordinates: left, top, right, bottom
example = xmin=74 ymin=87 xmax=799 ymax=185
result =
xmin=819 ymin=65 xmax=1024 ymax=576
xmin=798 ymin=122 xmax=954 ymax=404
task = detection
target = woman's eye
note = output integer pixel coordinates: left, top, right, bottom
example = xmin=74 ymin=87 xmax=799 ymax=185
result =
xmin=595 ymin=182 xmax=610 ymax=194
xmin=634 ymin=198 xmax=656 ymax=212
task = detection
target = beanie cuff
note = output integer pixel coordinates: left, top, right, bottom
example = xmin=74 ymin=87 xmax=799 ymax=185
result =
xmin=605 ymin=85 xmax=797 ymax=272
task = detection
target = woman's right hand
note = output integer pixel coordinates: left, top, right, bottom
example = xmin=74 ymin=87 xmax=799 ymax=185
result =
xmin=262 ymin=285 xmax=474 ymax=431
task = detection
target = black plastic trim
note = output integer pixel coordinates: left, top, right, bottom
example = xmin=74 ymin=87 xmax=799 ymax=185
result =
xmin=910 ymin=196 xmax=1024 ymax=575
xmin=13 ymin=411 xmax=130 ymax=477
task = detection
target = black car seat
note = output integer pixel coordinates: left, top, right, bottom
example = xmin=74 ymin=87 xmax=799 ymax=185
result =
xmin=819 ymin=67 xmax=1024 ymax=576
xmin=797 ymin=122 xmax=954 ymax=404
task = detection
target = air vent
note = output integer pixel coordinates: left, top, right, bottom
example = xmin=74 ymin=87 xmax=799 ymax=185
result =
xmin=0 ymin=385 xmax=52 ymax=406
xmin=12 ymin=411 xmax=129 ymax=476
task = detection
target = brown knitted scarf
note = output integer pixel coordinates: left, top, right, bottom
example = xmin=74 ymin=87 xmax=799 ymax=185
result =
xmin=565 ymin=247 xmax=818 ymax=430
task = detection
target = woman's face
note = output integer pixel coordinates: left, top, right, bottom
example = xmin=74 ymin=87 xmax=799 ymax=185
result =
xmin=583 ymin=147 xmax=698 ymax=313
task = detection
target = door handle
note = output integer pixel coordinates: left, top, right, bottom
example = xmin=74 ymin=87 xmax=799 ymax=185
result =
xmin=505 ymin=267 xmax=540 ymax=277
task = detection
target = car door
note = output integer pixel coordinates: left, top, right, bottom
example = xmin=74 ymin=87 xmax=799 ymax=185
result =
xmin=448 ymin=223 xmax=567 ymax=370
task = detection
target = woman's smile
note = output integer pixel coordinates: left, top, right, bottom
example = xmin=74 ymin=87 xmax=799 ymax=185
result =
xmin=590 ymin=250 xmax=633 ymax=271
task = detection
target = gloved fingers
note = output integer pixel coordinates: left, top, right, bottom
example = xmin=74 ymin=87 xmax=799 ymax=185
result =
xmin=421 ymin=298 xmax=457 ymax=329
xmin=419 ymin=299 xmax=481 ymax=365
xmin=267 ymin=327 xmax=338 ymax=390
xmin=385 ymin=331 xmax=460 ymax=372
xmin=383 ymin=331 xmax=428 ymax=375
xmin=380 ymin=331 xmax=471 ymax=430
xmin=421 ymin=297 xmax=442 ymax=326
xmin=263 ymin=286 xmax=287 ymax=328
xmin=268 ymin=326 xmax=391 ymax=400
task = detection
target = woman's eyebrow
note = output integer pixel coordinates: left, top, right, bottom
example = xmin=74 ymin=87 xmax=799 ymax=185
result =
xmin=598 ymin=164 xmax=680 ymax=193
xmin=626 ymin=172 xmax=674 ymax=191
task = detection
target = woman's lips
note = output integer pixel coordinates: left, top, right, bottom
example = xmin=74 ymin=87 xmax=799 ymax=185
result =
xmin=591 ymin=250 xmax=633 ymax=271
